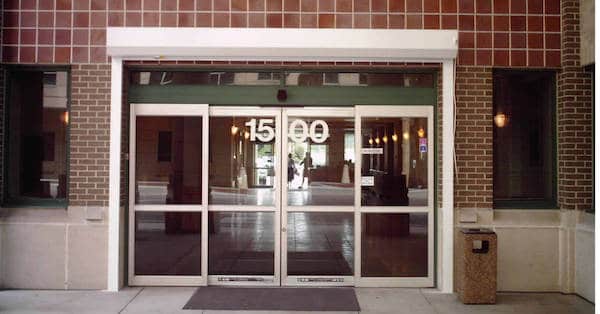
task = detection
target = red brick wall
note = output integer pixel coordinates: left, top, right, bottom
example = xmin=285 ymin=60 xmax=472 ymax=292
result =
xmin=556 ymin=0 xmax=593 ymax=210
xmin=69 ymin=64 xmax=111 ymax=207
xmin=2 ymin=0 xmax=562 ymax=67
xmin=454 ymin=66 xmax=493 ymax=209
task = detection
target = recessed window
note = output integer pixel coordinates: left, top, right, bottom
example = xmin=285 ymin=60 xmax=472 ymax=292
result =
xmin=6 ymin=69 xmax=69 ymax=205
xmin=493 ymin=70 xmax=556 ymax=208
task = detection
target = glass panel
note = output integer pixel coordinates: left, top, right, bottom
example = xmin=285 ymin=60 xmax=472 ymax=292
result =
xmin=130 ymin=71 xmax=282 ymax=86
xmin=287 ymin=116 xmax=355 ymax=206
xmin=135 ymin=116 xmax=203 ymax=204
xmin=361 ymin=117 xmax=429 ymax=206
xmin=7 ymin=71 xmax=68 ymax=202
xmin=208 ymin=212 xmax=274 ymax=275
xmin=209 ymin=116 xmax=277 ymax=206
xmin=287 ymin=212 xmax=354 ymax=276
xmin=361 ymin=213 xmax=428 ymax=277
xmin=135 ymin=211 xmax=201 ymax=276
xmin=284 ymin=72 xmax=434 ymax=87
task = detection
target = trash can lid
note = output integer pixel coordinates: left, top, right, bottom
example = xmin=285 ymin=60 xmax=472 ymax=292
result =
xmin=461 ymin=228 xmax=495 ymax=234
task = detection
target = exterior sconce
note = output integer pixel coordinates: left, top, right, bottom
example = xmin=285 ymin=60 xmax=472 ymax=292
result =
xmin=417 ymin=128 xmax=425 ymax=138
xmin=494 ymin=113 xmax=508 ymax=128
xmin=382 ymin=135 xmax=388 ymax=143
xmin=368 ymin=138 xmax=374 ymax=145
xmin=391 ymin=134 xmax=398 ymax=142
xmin=62 ymin=111 xmax=69 ymax=125
xmin=375 ymin=137 xmax=380 ymax=145
xmin=231 ymin=125 xmax=239 ymax=135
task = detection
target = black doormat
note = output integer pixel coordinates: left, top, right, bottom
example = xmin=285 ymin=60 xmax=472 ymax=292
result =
xmin=183 ymin=287 xmax=360 ymax=311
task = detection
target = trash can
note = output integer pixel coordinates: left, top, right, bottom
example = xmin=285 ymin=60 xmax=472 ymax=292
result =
xmin=456 ymin=228 xmax=497 ymax=304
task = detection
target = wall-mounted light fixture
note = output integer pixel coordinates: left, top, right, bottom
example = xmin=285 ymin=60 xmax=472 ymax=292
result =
xmin=494 ymin=113 xmax=508 ymax=128
xmin=417 ymin=128 xmax=425 ymax=138
xmin=391 ymin=134 xmax=398 ymax=142
xmin=231 ymin=125 xmax=239 ymax=135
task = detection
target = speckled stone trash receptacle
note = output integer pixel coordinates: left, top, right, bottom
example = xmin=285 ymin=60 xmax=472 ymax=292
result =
xmin=456 ymin=228 xmax=497 ymax=304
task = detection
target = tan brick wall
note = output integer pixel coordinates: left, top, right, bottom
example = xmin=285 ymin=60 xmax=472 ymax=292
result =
xmin=454 ymin=67 xmax=493 ymax=209
xmin=557 ymin=0 xmax=594 ymax=211
xmin=69 ymin=64 xmax=111 ymax=207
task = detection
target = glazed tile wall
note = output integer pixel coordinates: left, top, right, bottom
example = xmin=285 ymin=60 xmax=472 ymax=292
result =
xmin=2 ymin=0 xmax=561 ymax=67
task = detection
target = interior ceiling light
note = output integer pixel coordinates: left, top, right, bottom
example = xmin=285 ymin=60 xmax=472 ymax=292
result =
xmin=494 ymin=113 xmax=508 ymax=128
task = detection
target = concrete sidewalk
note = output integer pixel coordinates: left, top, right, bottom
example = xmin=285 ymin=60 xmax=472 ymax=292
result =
xmin=0 ymin=287 xmax=594 ymax=314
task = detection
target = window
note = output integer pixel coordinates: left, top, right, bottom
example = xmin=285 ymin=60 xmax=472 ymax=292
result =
xmin=493 ymin=70 xmax=556 ymax=208
xmin=5 ymin=69 xmax=69 ymax=206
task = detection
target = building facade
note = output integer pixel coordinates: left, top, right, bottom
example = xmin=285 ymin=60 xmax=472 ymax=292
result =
xmin=0 ymin=0 xmax=594 ymax=301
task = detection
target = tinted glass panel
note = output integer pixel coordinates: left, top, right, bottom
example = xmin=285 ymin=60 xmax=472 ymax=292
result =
xmin=284 ymin=72 xmax=434 ymax=87
xmin=135 ymin=211 xmax=201 ymax=276
xmin=287 ymin=117 xmax=354 ymax=206
xmin=361 ymin=213 xmax=428 ymax=277
xmin=361 ymin=117 xmax=429 ymax=206
xmin=287 ymin=212 xmax=354 ymax=276
xmin=130 ymin=71 xmax=282 ymax=86
xmin=135 ymin=117 xmax=203 ymax=204
xmin=6 ymin=71 xmax=68 ymax=202
xmin=209 ymin=212 xmax=274 ymax=275
xmin=209 ymin=116 xmax=276 ymax=206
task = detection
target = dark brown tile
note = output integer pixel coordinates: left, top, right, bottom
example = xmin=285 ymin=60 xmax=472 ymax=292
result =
xmin=528 ymin=50 xmax=544 ymax=67
xmin=91 ymin=29 xmax=106 ymax=45
xmin=458 ymin=49 xmax=474 ymax=65
xmin=179 ymin=0 xmax=195 ymax=10
xmin=528 ymin=0 xmax=543 ymax=14
xmin=441 ymin=15 xmax=456 ymax=29
xmin=285 ymin=13 xmax=300 ymax=27
xmin=493 ymin=32 xmax=509 ymax=48
xmin=74 ymin=0 xmax=90 ymax=10
xmin=91 ymin=47 xmax=107 ymax=63
xmin=545 ymin=33 xmax=560 ymax=50
xmin=73 ymin=29 xmax=89 ymax=45
xmin=196 ymin=13 xmax=212 ymax=26
xmin=144 ymin=0 xmax=160 ymax=10
xmin=545 ymin=50 xmax=560 ymax=67
xmin=231 ymin=13 xmax=247 ymax=27
xmin=284 ymin=0 xmax=299 ymax=11
xmin=38 ymin=29 xmax=54 ymax=45
xmin=545 ymin=16 xmax=560 ymax=32
xmin=248 ymin=13 xmax=265 ymax=27
xmin=108 ymin=12 xmax=124 ymax=26
xmin=458 ymin=15 xmax=474 ymax=30
xmin=3 ymin=46 xmax=19 ymax=63
xmin=510 ymin=16 xmax=526 ymax=32
xmin=318 ymin=13 xmax=334 ymax=28
xmin=511 ymin=33 xmax=526 ymax=48
xmin=39 ymin=0 xmax=55 ymax=10
xmin=335 ymin=14 xmax=351 ymax=28
xmin=458 ymin=0 xmax=474 ymax=13
xmin=406 ymin=0 xmax=421 ymax=12
xmin=301 ymin=0 xmax=317 ymax=11
xmin=510 ymin=50 xmax=526 ymax=66
xmin=493 ymin=15 xmax=508 ymax=31
xmin=527 ymin=33 xmax=543 ymax=49
xmin=424 ymin=0 xmax=438 ymax=12
xmin=476 ymin=0 xmax=491 ymax=13
xmin=38 ymin=47 xmax=54 ymax=63
xmin=423 ymin=15 xmax=440 ymax=29
xmin=4 ymin=12 xmax=19 ymax=28
xmin=476 ymin=32 xmax=492 ymax=48
xmin=458 ymin=31 xmax=474 ymax=48
xmin=19 ymin=47 xmax=36 ymax=63
xmin=74 ymin=12 xmax=90 ymax=27
xmin=545 ymin=0 xmax=559 ymax=14
xmin=353 ymin=0 xmax=369 ymax=12
xmin=493 ymin=0 xmax=508 ymax=13
xmin=57 ymin=0 xmax=72 ymax=10
xmin=267 ymin=0 xmax=282 ymax=11
xmin=510 ymin=0 xmax=525 ymax=13
xmin=353 ymin=14 xmax=369 ymax=28
xmin=476 ymin=50 xmax=491 ymax=65
xmin=372 ymin=0 xmax=387 ymax=12
xmin=476 ymin=15 xmax=491 ymax=31
xmin=4 ymin=0 xmax=19 ymax=10
xmin=73 ymin=46 xmax=90 ymax=63
xmin=527 ymin=16 xmax=543 ymax=32
xmin=125 ymin=12 xmax=142 ymax=26
xmin=109 ymin=0 xmax=124 ymax=10
xmin=406 ymin=14 xmax=422 ymax=28
xmin=389 ymin=14 xmax=405 ymax=28
xmin=91 ymin=12 xmax=108 ymax=27
xmin=54 ymin=47 xmax=70 ymax=63
xmin=493 ymin=50 xmax=509 ymax=66
xmin=55 ymin=29 xmax=71 ymax=45
xmin=161 ymin=13 xmax=177 ymax=26
xmin=197 ymin=0 xmax=212 ymax=11
xmin=38 ymin=12 xmax=54 ymax=28
xmin=441 ymin=0 xmax=456 ymax=12
xmin=92 ymin=0 xmax=107 ymax=10
xmin=20 ymin=29 xmax=36 ymax=45
xmin=319 ymin=0 xmax=334 ymax=12
xmin=389 ymin=0 xmax=404 ymax=12
xmin=214 ymin=0 xmax=230 ymax=11
xmin=2 ymin=28 xmax=18 ymax=45
xmin=372 ymin=14 xmax=387 ymax=28
xmin=232 ymin=0 xmax=247 ymax=11
xmin=336 ymin=0 xmax=352 ymax=12
xmin=213 ymin=13 xmax=229 ymax=26
xmin=300 ymin=13 xmax=318 ymax=27
xmin=20 ymin=12 xmax=36 ymax=27
xmin=267 ymin=13 xmax=282 ymax=27
xmin=179 ymin=13 xmax=194 ymax=26
xmin=126 ymin=0 xmax=142 ymax=10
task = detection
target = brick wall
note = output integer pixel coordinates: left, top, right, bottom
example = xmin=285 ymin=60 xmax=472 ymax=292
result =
xmin=69 ymin=64 xmax=111 ymax=207
xmin=557 ymin=0 xmax=593 ymax=210
xmin=454 ymin=66 xmax=493 ymax=209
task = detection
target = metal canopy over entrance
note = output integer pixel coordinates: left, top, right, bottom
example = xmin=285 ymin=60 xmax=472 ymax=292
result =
xmin=106 ymin=27 xmax=457 ymax=293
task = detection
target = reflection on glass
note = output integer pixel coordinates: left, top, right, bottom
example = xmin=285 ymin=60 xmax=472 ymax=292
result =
xmin=135 ymin=211 xmax=201 ymax=276
xmin=130 ymin=71 xmax=282 ymax=86
xmin=284 ymin=72 xmax=434 ymax=87
xmin=135 ymin=117 xmax=203 ymax=204
xmin=287 ymin=212 xmax=354 ymax=276
xmin=361 ymin=117 xmax=428 ymax=206
xmin=209 ymin=116 xmax=276 ymax=206
xmin=361 ymin=213 xmax=428 ymax=277
xmin=287 ymin=117 xmax=355 ymax=206
xmin=209 ymin=212 xmax=274 ymax=275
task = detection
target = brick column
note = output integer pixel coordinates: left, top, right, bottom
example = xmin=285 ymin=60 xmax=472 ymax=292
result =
xmin=454 ymin=67 xmax=494 ymax=210
xmin=557 ymin=0 xmax=593 ymax=210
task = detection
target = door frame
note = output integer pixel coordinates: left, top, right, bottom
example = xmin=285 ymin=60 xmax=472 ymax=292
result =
xmin=128 ymin=103 xmax=209 ymax=286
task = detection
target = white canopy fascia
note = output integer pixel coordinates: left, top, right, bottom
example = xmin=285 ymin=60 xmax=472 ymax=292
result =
xmin=106 ymin=27 xmax=458 ymax=62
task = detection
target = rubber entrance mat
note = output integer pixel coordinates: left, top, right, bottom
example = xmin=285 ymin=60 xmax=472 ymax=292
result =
xmin=183 ymin=287 xmax=360 ymax=311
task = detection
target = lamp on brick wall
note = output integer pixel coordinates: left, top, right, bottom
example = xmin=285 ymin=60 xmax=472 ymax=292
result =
xmin=494 ymin=113 xmax=508 ymax=128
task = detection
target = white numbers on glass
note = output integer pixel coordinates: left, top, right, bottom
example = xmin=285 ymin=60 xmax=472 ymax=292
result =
xmin=244 ymin=118 xmax=330 ymax=143
xmin=245 ymin=118 xmax=275 ymax=142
